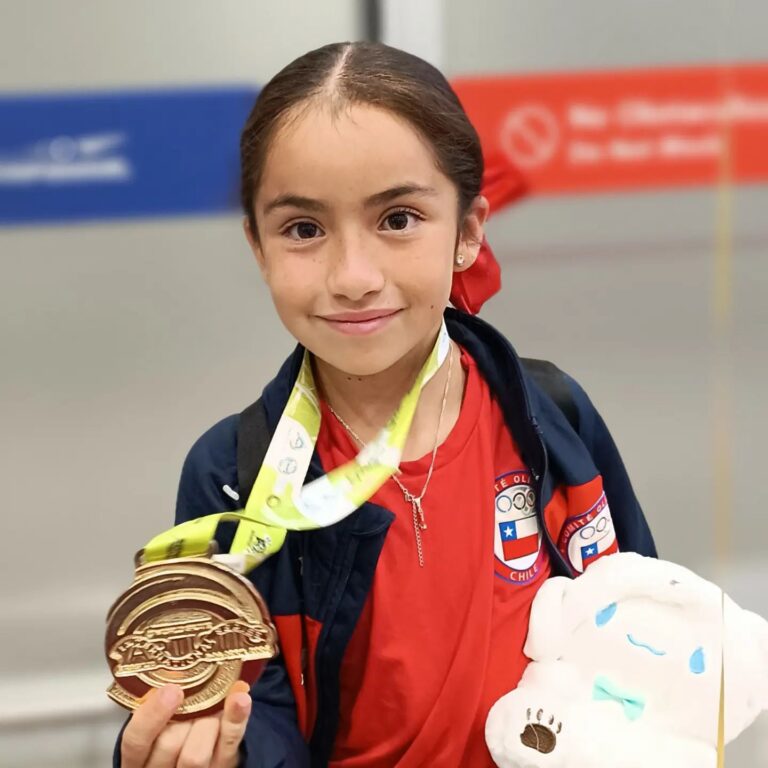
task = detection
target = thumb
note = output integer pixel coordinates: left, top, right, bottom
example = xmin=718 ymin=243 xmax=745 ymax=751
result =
xmin=212 ymin=681 xmax=252 ymax=768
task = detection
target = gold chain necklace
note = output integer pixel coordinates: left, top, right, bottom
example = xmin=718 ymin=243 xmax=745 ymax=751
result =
xmin=327 ymin=345 xmax=454 ymax=567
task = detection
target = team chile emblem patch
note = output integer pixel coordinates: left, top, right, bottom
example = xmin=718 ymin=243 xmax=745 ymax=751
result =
xmin=494 ymin=470 xmax=547 ymax=584
xmin=557 ymin=493 xmax=618 ymax=573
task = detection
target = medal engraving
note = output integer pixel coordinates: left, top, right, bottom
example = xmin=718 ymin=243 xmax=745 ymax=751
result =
xmin=105 ymin=557 xmax=277 ymax=719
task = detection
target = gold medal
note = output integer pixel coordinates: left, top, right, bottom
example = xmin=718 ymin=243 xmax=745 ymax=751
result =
xmin=105 ymin=556 xmax=277 ymax=719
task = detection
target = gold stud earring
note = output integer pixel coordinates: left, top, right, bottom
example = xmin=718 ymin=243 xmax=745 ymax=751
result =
xmin=455 ymin=253 xmax=465 ymax=267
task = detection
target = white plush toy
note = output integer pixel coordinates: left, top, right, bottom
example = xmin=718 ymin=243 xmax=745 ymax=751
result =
xmin=485 ymin=553 xmax=768 ymax=768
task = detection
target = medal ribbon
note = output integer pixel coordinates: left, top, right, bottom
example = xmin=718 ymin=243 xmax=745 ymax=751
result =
xmin=140 ymin=322 xmax=451 ymax=573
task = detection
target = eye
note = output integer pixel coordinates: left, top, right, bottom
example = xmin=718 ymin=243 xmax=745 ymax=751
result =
xmin=689 ymin=647 xmax=706 ymax=675
xmin=283 ymin=221 xmax=324 ymax=241
xmin=379 ymin=208 xmax=423 ymax=232
xmin=595 ymin=602 xmax=617 ymax=627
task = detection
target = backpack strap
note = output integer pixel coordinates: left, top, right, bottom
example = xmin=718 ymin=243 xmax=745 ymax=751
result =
xmin=520 ymin=358 xmax=580 ymax=432
xmin=236 ymin=359 xmax=578 ymax=501
xmin=236 ymin=397 xmax=271 ymax=504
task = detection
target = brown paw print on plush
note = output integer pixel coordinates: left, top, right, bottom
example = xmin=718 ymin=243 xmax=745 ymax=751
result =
xmin=520 ymin=708 xmax=562 ymax=754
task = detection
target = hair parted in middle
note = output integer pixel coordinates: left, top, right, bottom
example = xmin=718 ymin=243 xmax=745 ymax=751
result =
xmin=240 ymin=41 xmax=484 ymax=238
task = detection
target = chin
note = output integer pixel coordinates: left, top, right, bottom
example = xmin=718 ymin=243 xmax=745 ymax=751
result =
xmin=313 ymin=344 xmax=406 ymax=378
xmin=291 ymin=313 xmax=441 ymax=377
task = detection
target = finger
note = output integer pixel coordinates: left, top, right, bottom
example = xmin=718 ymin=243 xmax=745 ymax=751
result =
xmin=145 ymin=721 xmax=192 ymax=768
xmin=121 ymin=686 xmax=184 ymax=768
xmin=176 ymin=716 xmax=220 ymax=768
xmin=212 ymin=682 xmax=252 ymax=768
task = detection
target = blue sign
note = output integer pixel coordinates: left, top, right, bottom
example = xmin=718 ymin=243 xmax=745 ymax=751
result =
xmin=0 ymin=87 xmax=258 ymax=225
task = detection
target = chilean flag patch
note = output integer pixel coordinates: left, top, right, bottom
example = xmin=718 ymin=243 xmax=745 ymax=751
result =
xmin=498 ymin=518 xmax=539 ymax=560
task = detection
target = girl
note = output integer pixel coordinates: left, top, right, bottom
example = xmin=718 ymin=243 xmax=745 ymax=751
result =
xmin=117 ymin=41 xmax=655 ymax=768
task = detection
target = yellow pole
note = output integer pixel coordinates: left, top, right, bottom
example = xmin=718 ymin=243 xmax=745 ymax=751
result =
xmin=713 ymin=15 xmax=734 ymax=766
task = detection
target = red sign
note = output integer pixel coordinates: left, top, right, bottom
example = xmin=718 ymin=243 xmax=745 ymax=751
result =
xmin=452 ymin=63 xmax=768 ymax=196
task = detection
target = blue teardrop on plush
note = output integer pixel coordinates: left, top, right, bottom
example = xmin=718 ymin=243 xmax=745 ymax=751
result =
xmin=689 ymin=647 xmax=706 ymax=674
xmin=595 ymin=602 xmax=618 ymax=627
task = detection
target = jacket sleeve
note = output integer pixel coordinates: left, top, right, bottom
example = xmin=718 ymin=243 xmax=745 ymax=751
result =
xmin=566 ymin=375 xmax=658 ymax=559
xmin=113 ymin=415 xmax=310 ymax=768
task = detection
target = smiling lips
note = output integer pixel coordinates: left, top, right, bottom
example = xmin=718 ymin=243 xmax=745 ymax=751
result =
xmin=319 ymin=309 xmax=402 ymax=336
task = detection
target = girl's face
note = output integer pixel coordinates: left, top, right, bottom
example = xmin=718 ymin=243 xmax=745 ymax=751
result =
xmin=247 ymin=103 xmax=487 ymax=377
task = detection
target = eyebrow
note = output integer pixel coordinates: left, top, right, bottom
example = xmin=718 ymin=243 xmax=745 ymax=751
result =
xmin=364 ymin=184 xmax=438 ymax=208
xmin=262 ymin=183 xmax=438 ymax=216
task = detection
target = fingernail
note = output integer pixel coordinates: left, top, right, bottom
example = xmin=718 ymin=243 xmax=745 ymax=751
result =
xmin=229 ymin=680 xmax=250 ymax=695
xmin=159 ymin=684 xmax=182 ymax=707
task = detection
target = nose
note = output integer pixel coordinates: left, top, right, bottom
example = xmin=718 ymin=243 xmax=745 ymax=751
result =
xmin=326 ymin=233 xmax=385 ymax=302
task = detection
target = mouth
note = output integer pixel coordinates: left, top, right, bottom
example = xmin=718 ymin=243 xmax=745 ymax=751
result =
xmin=318 ymin=309 xmax=402 ymax=336
xmin=626 ymin=634 xmax=666 ymax=656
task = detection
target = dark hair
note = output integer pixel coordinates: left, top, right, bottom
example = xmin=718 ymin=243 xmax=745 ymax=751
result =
xmin=240 ymin=41 xmax=483 ymax=236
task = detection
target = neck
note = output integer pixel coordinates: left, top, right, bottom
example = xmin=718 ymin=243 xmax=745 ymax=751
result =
xmin=313 ymin=326 xmax=466 ymax=461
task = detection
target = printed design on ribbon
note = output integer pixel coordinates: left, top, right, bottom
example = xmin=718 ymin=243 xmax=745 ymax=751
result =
xmin=493 ymin=470 xmax=547 ymax=584
xmin=558 ymin=493 xmax=618 ymax=573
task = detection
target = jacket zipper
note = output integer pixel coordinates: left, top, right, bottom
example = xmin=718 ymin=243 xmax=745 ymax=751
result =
xmin=308 ymin=531 xmax=360 ymax=766
xmin=529 ymin=415 xmax=573 ymax=577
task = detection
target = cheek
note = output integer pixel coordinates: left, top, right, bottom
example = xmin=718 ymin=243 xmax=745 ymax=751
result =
xmin=409 ymin=263 xmax=453 ymax=303
xmin=264 ymin=254 xmax=321 ymax=306
xmin=396 ymin=243 xmax=454 ymax=303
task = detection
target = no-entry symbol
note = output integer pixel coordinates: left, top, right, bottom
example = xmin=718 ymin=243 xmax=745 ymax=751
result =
xmin=500 ymin=104 xmax=560 ymax=169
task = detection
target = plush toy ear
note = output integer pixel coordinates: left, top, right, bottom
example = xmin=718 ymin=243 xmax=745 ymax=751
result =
xmin=721 ymin=604 xmax=768 ymax=741
xmin=748 ymin=609 xmax=768 ymax=710
xmin=523 ymin=576 xmax=571 ymax=662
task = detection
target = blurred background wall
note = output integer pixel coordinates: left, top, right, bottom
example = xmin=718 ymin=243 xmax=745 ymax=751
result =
xmin=1 ymin=1 xmax=766 ymax=766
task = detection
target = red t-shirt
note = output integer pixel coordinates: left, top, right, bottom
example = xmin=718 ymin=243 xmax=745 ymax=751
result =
xmin=316 ymin=349 xmax=551 ymax=767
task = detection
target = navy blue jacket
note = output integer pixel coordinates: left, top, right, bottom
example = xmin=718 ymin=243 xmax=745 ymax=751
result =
xmin=114 ymin=309 xmax=656 ymax=767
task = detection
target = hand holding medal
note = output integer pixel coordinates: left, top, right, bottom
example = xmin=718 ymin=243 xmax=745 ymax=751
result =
xmin=119 ymin=682 xmax=251 ymax=768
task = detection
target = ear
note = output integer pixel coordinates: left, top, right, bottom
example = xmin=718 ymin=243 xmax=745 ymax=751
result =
xmin=455 ymin=194 xmax=490 ymax=272
xmin=243 ymin=216 xmax=267 ymax=276
xmin=523 ymin=575 xmax=571 ymax=662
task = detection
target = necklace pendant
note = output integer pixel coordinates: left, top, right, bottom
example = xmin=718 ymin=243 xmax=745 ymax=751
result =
xmin=414 ymin=498 xmax=427 ymax=530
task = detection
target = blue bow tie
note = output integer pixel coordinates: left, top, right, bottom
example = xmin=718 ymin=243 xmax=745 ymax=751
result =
xmin=592 ymin=675 xmax=646 ymax=721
